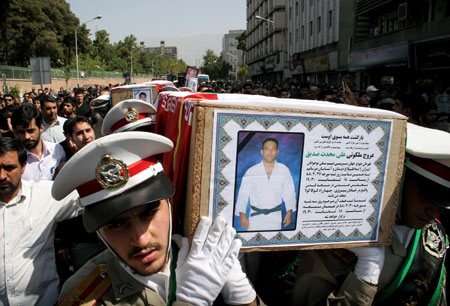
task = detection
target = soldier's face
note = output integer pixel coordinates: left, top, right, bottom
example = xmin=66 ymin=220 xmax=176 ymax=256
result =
xmin=401 ymin=174 xmax=444 ymax=229
xmin=99 ymin=199 xmax=171 ymax=275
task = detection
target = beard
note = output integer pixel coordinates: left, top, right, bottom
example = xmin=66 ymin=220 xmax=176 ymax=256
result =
xmin=0 ymin=180 xmax=20 ymax=196
xmin=23 ymin=137 xmax=40 ymax=150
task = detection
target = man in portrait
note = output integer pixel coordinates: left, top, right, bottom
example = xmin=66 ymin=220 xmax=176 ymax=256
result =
xmin=138 ymin=91 xmax=147 ymax=102
xmin=235 ymin=137 xmax=297 ymax=231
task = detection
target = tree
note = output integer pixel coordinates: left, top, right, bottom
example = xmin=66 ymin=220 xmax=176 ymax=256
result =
xmin=0 ymin=0 xmax=81 ymax=66
xmin=237 ymin=31 xmax=247 ymax=51
xmin=200 ymin=49 xmax=231 ymax=80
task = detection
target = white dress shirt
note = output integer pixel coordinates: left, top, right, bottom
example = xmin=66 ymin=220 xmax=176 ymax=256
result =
xmin=0 ymin=180 xmax=80 ymax=306
xmin=41 ymin=116 xmax=67 ymax=143
xmin=22 ymin=140 xmax=65 ymax=182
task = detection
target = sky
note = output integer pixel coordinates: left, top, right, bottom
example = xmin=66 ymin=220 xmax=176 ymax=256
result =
xmin=66 ymin=0 xmax=247 ymax=66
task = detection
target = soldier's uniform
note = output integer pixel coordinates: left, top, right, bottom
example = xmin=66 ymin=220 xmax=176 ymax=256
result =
xmin=59 ymin=249 xmax=191 ymax=306
xmin=53 ymin=131 xmax=257 ymax=306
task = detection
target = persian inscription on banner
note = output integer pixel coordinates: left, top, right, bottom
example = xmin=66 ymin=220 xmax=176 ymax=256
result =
xmin=300 ymin=129 xmax=382 ymax=239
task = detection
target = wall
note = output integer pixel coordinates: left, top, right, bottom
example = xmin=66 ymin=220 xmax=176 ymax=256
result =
xmin=4 ymin=76 xmax=150 ymax=93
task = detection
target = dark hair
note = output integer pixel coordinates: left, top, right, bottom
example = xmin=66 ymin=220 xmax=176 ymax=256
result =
xmin=11 ymin=103 xmax=42 ymax=130
xmin=40 ymin=94 xmax=56 ymax=107
xmin=262 ymin=137 xmax=278 ymax=149
xmin=0 ymin=137 xmax=27 ymax=166
xmin=65 ymin=116 xmax=92 ymax=136
xmin=62 ymin=96 xmax=76 ymax=107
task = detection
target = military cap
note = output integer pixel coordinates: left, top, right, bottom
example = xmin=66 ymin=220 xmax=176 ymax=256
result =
xmin=52 ymin=132 xmax=175 ymax=232
xmin=405 ymin=123 xmax=450 ymax=208
xmin=101 ymin=99 xmax=156 ymax=135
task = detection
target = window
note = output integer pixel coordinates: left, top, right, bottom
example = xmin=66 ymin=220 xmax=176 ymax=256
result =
xmin=310 ymin=21 xmax=313 ymax=36
xmin=296 ymin=1 xmax=299 ymax=16
xmin=328 ymin=10 xmax=333 ymax=27
xmin=301 ymin=25 xmax=305 ymax=39
xmin=317 ymin=16 xmax=321 ymax=33
xmin=301 ymin=0 xmax=305 ymax=12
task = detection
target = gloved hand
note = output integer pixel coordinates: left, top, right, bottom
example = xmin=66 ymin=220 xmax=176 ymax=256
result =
xmin=221 ymin=258 xmax=256 ymax=305
xmin=175 ymin=216 xmax=241 ymax=306
xmin=347 ymin=246 xmax=385 ymax=285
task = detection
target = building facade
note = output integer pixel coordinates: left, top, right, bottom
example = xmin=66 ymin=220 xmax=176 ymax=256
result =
xmin=221 ymin=30 xmax=245 ymax=80
xmin=345 ymin=0 xmax=450 ymax=92
xmin=246 ymin=0 xmax=287 ymax=81
xmin=141 ymin=41 xmax=178 ymax=59
xmin=286 ymin=0 xmax=340 ymax=85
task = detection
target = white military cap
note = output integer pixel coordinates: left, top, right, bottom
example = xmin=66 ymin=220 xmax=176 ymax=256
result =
xmin=89 ymin=94 xmax=110 ymax=111
xmin=52 ymin=131 xmax=175 ymax=232
xmin=101 ymin=99 xmax=156 ymax=135
xmin=405 ymin=123 xmax=450 ymax=208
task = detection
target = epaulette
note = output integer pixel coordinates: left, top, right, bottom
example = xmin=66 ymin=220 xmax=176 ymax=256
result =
xmin=58 ymin=264 xmax=111 ymax=306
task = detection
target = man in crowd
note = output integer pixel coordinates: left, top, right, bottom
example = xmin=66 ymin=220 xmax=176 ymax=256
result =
xmin=235 ymin=137 xmax=297 ymax=231
xmin=66 ymin=116 xmax=96 ymax=150
xmin=74 ymin=89 xmax=91 ymax=118
xmin=293 ymin=123 xmax=449 ymax=305
xmin=366 ymin=85 xmax=380 ymax=107
xmin=60 ymin=96 xmax=77 ymax=119
xmin=11 ymin=103 xmax=65 ymax=181
xmin=0 ymin=137 xmax=80 ymax=305
xmin=56 ymin=132 xmax=257 ymax=305
xmin=2 ymin=94 xmax=14 ymax=108
xmin=32 ymin=96 xmax=41 ymax=112
xmin=40 ymin=94 xmax=67 ymax=143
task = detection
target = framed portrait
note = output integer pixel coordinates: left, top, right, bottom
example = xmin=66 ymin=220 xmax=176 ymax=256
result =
xmin=133 ymin=88 xmax=152 ymax=103
xmin=233 ymin=131 xmax=304 ymax=233
xmin=183 ymin=103 xmax=406 ymax=251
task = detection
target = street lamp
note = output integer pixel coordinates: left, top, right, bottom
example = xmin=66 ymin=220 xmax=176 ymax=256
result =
xmin=75 ymin=15 xmax=102 ymax=87
xmin=255 ymin=15 xmax=274 ymax=24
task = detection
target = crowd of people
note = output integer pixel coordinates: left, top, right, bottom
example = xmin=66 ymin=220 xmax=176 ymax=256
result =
xmin=0 ymin=80 xmax=449 ymax=305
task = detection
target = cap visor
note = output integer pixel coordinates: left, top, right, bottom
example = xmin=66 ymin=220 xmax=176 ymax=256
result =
xmin=83 ymin=172 xmax=175 ymax=232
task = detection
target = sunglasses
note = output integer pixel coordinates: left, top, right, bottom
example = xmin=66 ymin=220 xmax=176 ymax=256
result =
xmin=4 ymin=98 xmax=12 ymax=101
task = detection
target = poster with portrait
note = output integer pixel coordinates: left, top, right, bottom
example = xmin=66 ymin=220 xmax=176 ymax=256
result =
xmin=183 ymin=105 xmax=406 ymax=251
xmin=233 ymin=131 xmax=304 ymax=233
xmin=133 ymin=88 xmax=152 ymax=103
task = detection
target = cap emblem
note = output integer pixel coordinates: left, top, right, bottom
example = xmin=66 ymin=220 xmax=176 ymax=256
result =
xmin=125 ymin=108 xmax=139 ymax=123
xmin=95 ymin=155 xmax=129 ymax=189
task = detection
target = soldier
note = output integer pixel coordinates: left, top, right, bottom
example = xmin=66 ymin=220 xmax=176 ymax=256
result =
xmin=292 ymin=123 xmax=450 ymax=305
xmin=55 ymin=132 xmax=258 ymax=305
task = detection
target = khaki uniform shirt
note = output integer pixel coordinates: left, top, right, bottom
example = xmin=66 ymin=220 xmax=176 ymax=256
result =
xmin=59 ymin=250 xmax=192 ymax=306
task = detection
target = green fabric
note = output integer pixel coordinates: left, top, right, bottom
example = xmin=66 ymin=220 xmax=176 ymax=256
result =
xmin=428 ymin=234 xmax=448 ymax=306
xmin=168 ymin=242 xmax=179 ymax=306
xmin=250 ymin=204 xmax=282 ymax=216
xmin=377 ymin=229 xmax=421 ymax=302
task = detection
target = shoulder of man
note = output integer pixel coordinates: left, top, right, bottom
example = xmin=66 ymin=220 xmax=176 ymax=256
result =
xmin=59 ymin=251 xmax=111 ymax=305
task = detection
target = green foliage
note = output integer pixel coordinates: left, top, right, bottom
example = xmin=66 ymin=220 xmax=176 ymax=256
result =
xmin=8 ymin=85 xmax=20 ymax=96
xmin=237 ymin=31 xmax=247 ymax=51
xmin=0 ymin=1 xmax=187 ymax=77
xmin=237 ymin=64 xmax=248 ymax=80
xmin=200 ymin=49 xmax=231 ymax=80
xmin=0 ymin=0 xmax=80 ymax=66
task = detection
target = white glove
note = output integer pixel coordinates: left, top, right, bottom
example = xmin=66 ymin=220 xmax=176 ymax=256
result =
xmin=221 ymin=258 xmax=256 ymax=305
xmin=348 ymin=246 xmax=385 ymax=285
xmin=175 ymin=216 xmax=241 ymax=306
